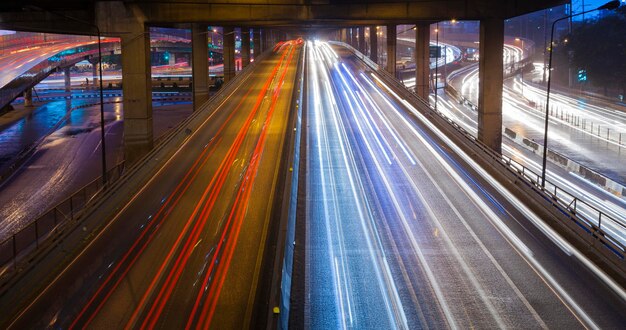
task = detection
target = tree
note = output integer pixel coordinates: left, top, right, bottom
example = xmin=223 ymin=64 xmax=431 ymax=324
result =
xmin=564 ymin=6 xmax=626 ymax=97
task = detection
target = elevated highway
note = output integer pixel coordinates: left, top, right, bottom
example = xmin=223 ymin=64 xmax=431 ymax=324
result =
xmin=0 ymin=40 xmax=301 ymax=329
xmin=0 ymin=36 xmax=119 ymax=110
xmin=3 ymin=0 xmax=626 ymax=328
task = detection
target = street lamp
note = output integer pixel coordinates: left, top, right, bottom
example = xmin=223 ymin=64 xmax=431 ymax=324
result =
xmin=434 ymin=23 xmax=439 ymax=111
xmin=540 ymin=0 xmax=621 ymax=188
xmin=515 ymin=37 xmax=525 ymax=94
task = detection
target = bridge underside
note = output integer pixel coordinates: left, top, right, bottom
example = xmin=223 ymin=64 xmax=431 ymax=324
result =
xmin=1 ymin=0 xmax=566 ymax=34
xmin=0 ymin=0 xmax=567 ymax=159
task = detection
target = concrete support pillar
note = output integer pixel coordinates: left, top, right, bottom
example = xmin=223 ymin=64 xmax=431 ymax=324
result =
xmin=415 ymin=23 xmax=430 ymax=100
xmin=370 ymin=26 xmax=378 ymax=64
xmin=97 ymin=1 xmax=152 ymax=163
xmin=64 ymin=66 xmax=71 ymax=92
xmin=253 ymin=28 xmax=261 ymax=59
xmin=349 ymin=28 xmax=354 ymax=47
xmin=223 ymin=26 xmax=236 ymax=83
xmin=341 ymin=29 xmax=348 ymax=43
xmin=241 ymin=27 xmax=251 ymax=68
xmin=386 ymin=25 xmax=397 ymax=76
xmin=23 ymin=88 xmax=33 ymax=107
xmin=261 ymin=29 xmax=267 ymax=52
xmin=192 ymin=23 xmax=209 ymax=111
xmin=168 ymin=53 xmax=176 ymax=65
xmin=90 ymin=59 xmax=98 ymax=87
xmin=358 ymin=27 xmax=366 ymax=53
xmin=478 ymin=18 xmax=504 ymax=154
xmin=120 ymin=25 xmax=153 ymax=163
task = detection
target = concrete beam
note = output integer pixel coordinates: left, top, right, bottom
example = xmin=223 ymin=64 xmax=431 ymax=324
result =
xmin=241 ymin=27 xmax=251 ymax=68
xmin=0 ymin=1 xmax=567 ymax=36
xmin=223 ymin=26 xmax=236 ymax=83
xmin=132 ymin=0 xmax=567 ymax=25
xmin=386 ymin=24 xmax=396 ymax=76
xmin=192 ymin=23 xmax=209 ymax=111
xmin=415 ymin=23 xmax=430 ymax=100
xmin=478 ymin=18 xmax=504 ymax=154
xmin=370 ymin=25 xmax=378 ymax=64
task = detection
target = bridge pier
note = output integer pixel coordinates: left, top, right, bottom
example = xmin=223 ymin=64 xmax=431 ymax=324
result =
xmin=370 ymin=26 xmax=378 ymax=64
xmin=341 ymin=28 xmax=348 ymax=44
xmin=121 ymin=26 xmax=153 ymax=163
xmin=241 ymin=27 xmax=251 ymax=68
xmin=478 ymin=18 xmax=504 ymax=154
xmin=64 ymin=66 xmax=71 ymax=93
xmin=223 ymin=26 xmax=236 ymax=83
xmin=261 ymin=29 xmax=267 ymax=52
xmin=350 ymin=28 xmax=356 ymax=48
xmin=23 ymin=88 xmax=33 ymax=107
xmin=97 ymin=1 xmax=153 ymax=163
xmin=386 ymin=24 xmax=396 ymax=77
xmin=415 ymin=23 xmax=430 ymax=100
xmin=88 ymin=58 xmax=99 ymax=88
xmin=358 ymin=26 xmax=365 ymax=54
xmin=253 ymin=28 xmax=261 ymax=60
xmin=192 ymin=23 xmax=209 ymax=111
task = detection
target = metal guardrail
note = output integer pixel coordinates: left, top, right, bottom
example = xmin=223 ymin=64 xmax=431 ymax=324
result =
xmin=0 ymin=161 xmax=125 ymax=272
xmin=331 ymin=41 xmax=625 ymax=266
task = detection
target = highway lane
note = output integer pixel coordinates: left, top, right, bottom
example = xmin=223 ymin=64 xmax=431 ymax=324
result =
xmin=430 ymin=90 xmax=626 ymax=243
xmin=447 ymin=63 xmax=626 ymax=182
xmin=1 ymin=40 xmax=301 ymax=329
xmin=302 ymin=41 xmax=626 ymax=329
xmin=434 ymin=63 xmax=626 ymax=242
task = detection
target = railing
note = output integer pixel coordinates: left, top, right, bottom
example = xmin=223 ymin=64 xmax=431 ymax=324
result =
xmin=520 ymin=81 xmax=626 ymax=148
xmin=331 ymin=41 xmax=625 ymax=266
xmin=0 ymin=162 xmax=125 ymax=272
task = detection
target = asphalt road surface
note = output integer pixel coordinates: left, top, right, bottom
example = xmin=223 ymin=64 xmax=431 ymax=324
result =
xmin=1 ymin=41 xmax=301 ymax=329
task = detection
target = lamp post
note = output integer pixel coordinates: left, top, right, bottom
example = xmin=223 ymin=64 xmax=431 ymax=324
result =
xmin=434 ymin=23 xmax=439 ymax=112
xmin=25 ymin=6 xmax=108 ymax=185
xmin=540 ymin=0 xmax=621 ymax=188
xmin=515 ymin=37 xmax=525 ymax=94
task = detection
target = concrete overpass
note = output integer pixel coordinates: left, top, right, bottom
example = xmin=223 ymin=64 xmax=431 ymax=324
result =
xmin=0 ymin=0 xmax=567 ymax=162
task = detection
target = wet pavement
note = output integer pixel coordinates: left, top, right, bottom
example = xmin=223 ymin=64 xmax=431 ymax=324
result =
xmin=0 ymin=95 xmax=192 ymax=240
xmin=447 ymin=64 xmax=626 ymax=185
